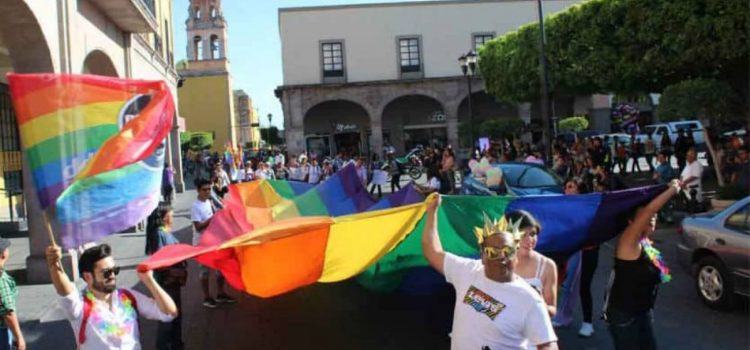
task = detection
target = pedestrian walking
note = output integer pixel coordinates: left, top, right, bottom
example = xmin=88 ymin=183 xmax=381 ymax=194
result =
xmin=146 ymin=204 xmax=186 ymax=350
xmin=603 ymin=180 xmax=681 ymax=350
xmin=162 ymin=163 xmax=175 ymax=204
xmin=192 ymin=178 xmax=236 ymax=308
xmin=0 ymin=239 xmax=24 ymax=350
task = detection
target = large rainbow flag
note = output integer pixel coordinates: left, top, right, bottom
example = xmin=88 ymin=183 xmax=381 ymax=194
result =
xmin=140 ymin=164 xmax=664 ymax=297
xmin=8 ymin=74 xmax=174 ymax=248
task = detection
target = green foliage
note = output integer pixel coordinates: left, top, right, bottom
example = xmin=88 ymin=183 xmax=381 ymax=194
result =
xmin=180 ymin=131 xmax=214 ymax=151
xmin=558 ymin=116 xmax=590 ymax=133
xmin=658 ymin=79 xmax=738 ymax=122
xmin=175 ymin=59 xmax=188 ymax=70
xmin=479 ymin=0 xmax=749 ymax=111
xmin=260 ymin=126 xmax=283 ymax=146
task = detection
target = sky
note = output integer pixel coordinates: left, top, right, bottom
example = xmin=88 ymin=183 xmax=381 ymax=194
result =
xmin=173 ymin=0 xmax=429 ymax=130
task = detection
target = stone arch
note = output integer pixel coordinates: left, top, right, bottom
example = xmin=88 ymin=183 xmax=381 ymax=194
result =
xmin=303 ymin=99 xmax=371 ymax=158
xmin=82 ymin=49 xmax=118 ymax=77
xmin=210 ymin=35 xmax=220 ymax=59
xmin=381 ymin=94 xmax=447 ymax=153
xmin=0 ymin=0 xmax=54 ymax=74
xmin=457 ymin=90 xmax=519 ymax=122
xmin=193 ymin=36 xmax=203 ymax=60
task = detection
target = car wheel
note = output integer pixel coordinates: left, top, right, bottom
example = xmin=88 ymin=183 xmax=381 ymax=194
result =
xmin=695 ymin=256 xmax=735 ymax=310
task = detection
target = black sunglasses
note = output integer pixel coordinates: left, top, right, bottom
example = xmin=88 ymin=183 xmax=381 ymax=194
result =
xmin=100 ymin=266 xmax=121 ymax=278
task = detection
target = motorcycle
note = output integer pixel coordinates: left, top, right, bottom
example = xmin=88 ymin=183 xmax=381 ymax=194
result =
xmin=395 ymin=145 xmax=424 ymax=180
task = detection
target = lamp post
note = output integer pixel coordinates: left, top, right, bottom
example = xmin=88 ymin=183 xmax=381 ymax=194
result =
xmin=537 ymin=0 xmax=553 ymax=165
xmin=458 ymin=50 xmax=477 ymax=150
xmin=267 ymin=113 xmax=273 ymax=150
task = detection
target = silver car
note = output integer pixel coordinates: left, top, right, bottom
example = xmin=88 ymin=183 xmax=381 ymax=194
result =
xmin=677 ymin=196 xmax=750 ymax=310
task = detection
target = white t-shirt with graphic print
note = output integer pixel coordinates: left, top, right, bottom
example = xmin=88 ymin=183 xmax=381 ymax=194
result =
xmin=444 ymin=253 xmax=557 ymax=350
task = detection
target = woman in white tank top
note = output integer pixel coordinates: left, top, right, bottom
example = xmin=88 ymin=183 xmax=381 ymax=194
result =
xmin=508 ymin=210 xmax=558 ymax=317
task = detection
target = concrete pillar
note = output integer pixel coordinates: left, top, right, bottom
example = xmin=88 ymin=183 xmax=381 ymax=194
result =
xmin=286 ymin=128 xmax=305 ymax=156
xmin=22 ymin=155 xmax=77 ymax=283
xmin=370 ymin=120 xmax=383 ymax=157
xmin=169 ymin=126 xmax=185 ymax=193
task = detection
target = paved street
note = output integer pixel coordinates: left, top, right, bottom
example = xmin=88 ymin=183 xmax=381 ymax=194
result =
xmin=7 ymin=182 xmax=748 ymax=350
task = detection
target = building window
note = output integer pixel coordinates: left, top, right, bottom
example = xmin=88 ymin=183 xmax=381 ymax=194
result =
xmin=210 ymin=35 xmax=220 ymax=59
xmin=210 ymin=6 xmax=217 ymax=18
xmin=193 ymin=36 xmax=203 ymax=60
xmin=399 ymin=37 xmax=421 ymax=73
xmin=194 ymin=6 xmax=201 ymax=19
xmin=321 ymin=42 xmax=344 ymax=78
xmin=153 ymin=34 xmax=162 ymax=57
xmin=473 ymin=33 xmax=494 ymax=51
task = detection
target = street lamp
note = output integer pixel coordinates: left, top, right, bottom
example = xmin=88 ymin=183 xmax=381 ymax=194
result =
xmin=459 ymin=50 xmax=477 ymax=150
xmin=267 ymin=113 xmax=273 ymax=150
xmin=536 ymin=0 xmax=553 ymax=164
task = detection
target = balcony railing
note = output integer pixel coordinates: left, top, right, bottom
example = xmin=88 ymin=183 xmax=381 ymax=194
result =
xmin=89 ymin=0 xmax=158 ymax=33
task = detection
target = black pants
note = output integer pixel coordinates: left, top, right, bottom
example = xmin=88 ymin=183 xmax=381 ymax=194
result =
xmin=608 ymin=308 xmax=656 ymax=350
xmin=156 ymin=283 xmax=183 ymax=350
xmin=369 ymin=184 xmax=382 ymax=197
xmin=645 ymin=154 xmax=655 ymax=172
xmin=390 ymin=174 xmax=401 ymax=192
xmin=162 ymin=185 xmax=174 ymax=203
xmin=580 ymin=246 xmax=599 ymax=323
xmin=630 ymin=156 xmax=641 ymax=173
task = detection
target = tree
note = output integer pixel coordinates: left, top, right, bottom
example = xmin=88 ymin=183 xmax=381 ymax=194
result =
xmin=659 ymin=78 xmax=740 ymax=185
xmin=658 ymin=79 xmax=738 ymax=123
xmin=479 ymin=0 xmax=749 ymax=116
xmin=260 ymin=126 xmax=283 ymax=147
xmin=558 ymin=116 xmax=590 ymax=133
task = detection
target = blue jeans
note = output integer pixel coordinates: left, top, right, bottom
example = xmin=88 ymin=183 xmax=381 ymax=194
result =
xmin=0 ymin=327 xmax=13 ymax=350
xmin=607 ymin=308 xmax=657 ymax=350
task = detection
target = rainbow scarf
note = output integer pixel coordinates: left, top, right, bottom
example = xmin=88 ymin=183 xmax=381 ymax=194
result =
xmin=84 ymin=290 xmax=138 ymax=340
xmin=8 ymin=74 xmax=174 ymax=248
xmin=642 ymin=238 xmax=671 ymax=283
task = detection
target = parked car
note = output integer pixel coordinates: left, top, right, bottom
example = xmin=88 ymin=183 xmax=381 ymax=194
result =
xmin=636 ymin=120 xmax=706 ymax=151
xmin=462 ymin=162 xmax=564 ymax=196
xmin=677 ymin=196 xmax=750 ymax=310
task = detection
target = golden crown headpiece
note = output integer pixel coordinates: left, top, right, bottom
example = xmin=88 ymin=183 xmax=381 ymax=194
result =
xmin=473 ymin=212 xmax=524 ymax=246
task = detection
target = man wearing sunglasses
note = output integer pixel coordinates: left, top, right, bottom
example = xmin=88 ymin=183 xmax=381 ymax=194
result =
xmin=421 ymin=196 xmax=558 ymax=350
xmin=46 ymin=243 xmax=177 ymax=349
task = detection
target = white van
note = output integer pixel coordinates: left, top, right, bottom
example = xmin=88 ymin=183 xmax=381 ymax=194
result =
xmin=638 ymin=120 xmax=705 ymax=150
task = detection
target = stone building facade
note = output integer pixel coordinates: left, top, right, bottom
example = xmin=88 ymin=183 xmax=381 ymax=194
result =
xmin=0 ymin=0 xmax=183 ymax=282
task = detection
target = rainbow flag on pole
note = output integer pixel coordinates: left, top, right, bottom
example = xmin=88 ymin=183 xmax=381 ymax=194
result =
xmin=8 ymin=74 xmax=174 ymax=248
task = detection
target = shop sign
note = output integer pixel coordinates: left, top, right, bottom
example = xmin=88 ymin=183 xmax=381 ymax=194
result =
xmin=430 ymin=111 xmax=446 ymax=122
xmin=332 ymin=123 xmax=358 ymax=132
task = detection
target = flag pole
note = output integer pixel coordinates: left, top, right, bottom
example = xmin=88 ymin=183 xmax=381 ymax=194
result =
xmin=42 ymin=211 xmax=58 ymax=247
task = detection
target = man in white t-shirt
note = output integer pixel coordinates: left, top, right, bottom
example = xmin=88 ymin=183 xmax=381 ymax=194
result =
xmin=46 ymin=244 xmax=176 ymax=350
xmin=192 ymin=178 xmax=236 ymax=308
xmin=680 ymin=148 xmax=703 ymax=202
xmin=422 ymin=197 xmax=558 ymax=350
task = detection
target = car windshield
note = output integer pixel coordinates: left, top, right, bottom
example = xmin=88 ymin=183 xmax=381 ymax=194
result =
xmin=500 ymin=164 xmax=561 ymax=188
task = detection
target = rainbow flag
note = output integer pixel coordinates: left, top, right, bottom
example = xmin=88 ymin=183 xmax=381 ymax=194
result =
xmin=140 ymin=164 xmax=664 ymax=298
xmin=8 ymin=74 xmax=174 ymax=248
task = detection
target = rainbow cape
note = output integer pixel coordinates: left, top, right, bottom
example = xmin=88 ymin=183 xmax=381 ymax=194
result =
xmin=140 ymin=164 xmax=664 ymax=297
xmin=8 ymin=74 xmax=174 ymax=248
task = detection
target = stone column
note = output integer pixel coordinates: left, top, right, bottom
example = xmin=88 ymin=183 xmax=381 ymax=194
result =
xmin=370 ymin=119 xmax=383 ymax=157
xmin=169 ymin=124 xmax=185 ymax=193
xmin=23 ymin=156 xmax=77 ymax=283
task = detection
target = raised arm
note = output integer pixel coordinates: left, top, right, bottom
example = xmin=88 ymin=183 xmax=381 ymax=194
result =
xmin=137 ymin=270 xmax=178 ymax=317
xmin=617 ymin=180 xmax=681 ymax=260
xmin=421 ymin=195 xmax=445 ymax=274
xmin=45 ymin=245 xmax=75 ymax=297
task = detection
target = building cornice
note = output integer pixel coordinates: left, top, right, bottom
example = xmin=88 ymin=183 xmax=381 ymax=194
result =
xmin=275 ymin=75 xmax=480 ymax=94
xmin=279 ymin=0 xmax=553 ymax=13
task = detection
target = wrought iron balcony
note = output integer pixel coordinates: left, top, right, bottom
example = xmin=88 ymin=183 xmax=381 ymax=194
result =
xmin=88 ymin=0 xmax=158 ymax=33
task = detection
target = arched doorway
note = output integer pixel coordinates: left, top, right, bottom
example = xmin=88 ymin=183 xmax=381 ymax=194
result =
xmin=457 ymin=91 xmax=519 ymax=122
xmin=303 ymin=100 xmax=370 ymax=159
xmin=0 ymin=0 xmax=54 ymax=231
xmin=82 ymin=50 xmax=119 ymax=77
xmin=382 ymin=95 xmax=445 ymax=154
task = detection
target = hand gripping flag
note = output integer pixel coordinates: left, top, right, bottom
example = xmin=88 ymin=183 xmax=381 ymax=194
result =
xmin=8 ymin=73 xmax=174 ymax=248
